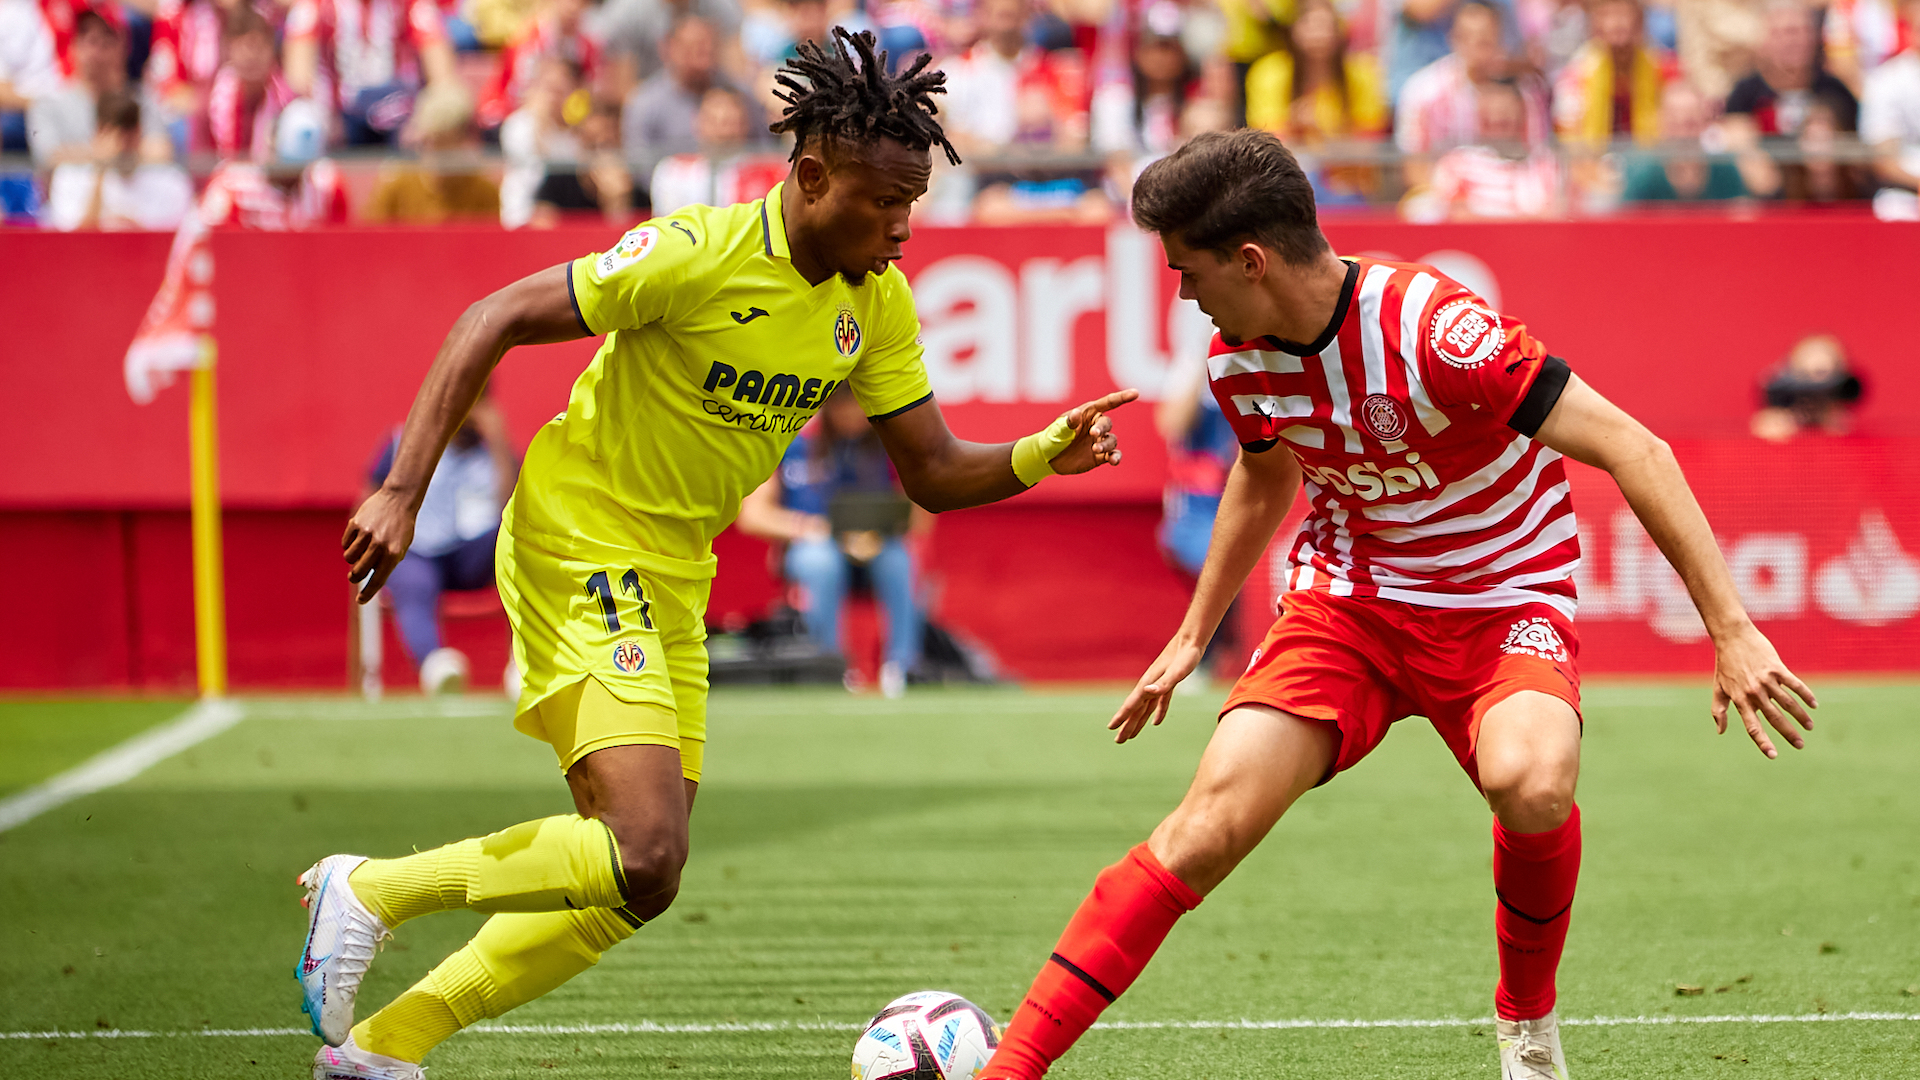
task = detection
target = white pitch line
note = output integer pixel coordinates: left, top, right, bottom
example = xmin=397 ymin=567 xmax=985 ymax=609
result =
xmin=0 ymin=697 xmax=244 ymax=833
xmin=6 ymin=1012 xmax=1917 ymax=1040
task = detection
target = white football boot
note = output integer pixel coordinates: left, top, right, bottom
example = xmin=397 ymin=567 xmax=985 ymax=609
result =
xmin=1497 ymin=1012 xmax=1571 ymax=1080
xmin=419 ymin=647 xmax=469 ymax=695
xmin=297 ymin=854 xmax=391 ymax=1046
xmin=312 ymin=1035 xmax=425 ymax=1080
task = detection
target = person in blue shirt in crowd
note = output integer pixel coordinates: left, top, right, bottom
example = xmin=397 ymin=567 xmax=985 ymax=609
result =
xmin=365 ymin=393 xmax=517 ymax=693
xmin=1155 ymin=353 xmax=1244 ymax=687
xmin=737 ymin=385 xmax=925 ymax=698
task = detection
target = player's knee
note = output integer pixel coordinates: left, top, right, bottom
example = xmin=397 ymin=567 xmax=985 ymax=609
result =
xmin=1484 ymin=773 xmax=1575 ymax=832
xmin=612 ymin=831 xmax=687 ymax=907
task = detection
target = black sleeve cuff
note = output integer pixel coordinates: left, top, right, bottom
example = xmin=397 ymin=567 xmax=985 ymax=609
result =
xmin=1508 ymin=355 xmax=1572 ymax=437
xmin=866 ymin=392 xmax=934 ymax=422
xmin=565 ymin=261 xmax=592 ymax=336
xmin=1241 ymin=438 xmax=1279 ymax=454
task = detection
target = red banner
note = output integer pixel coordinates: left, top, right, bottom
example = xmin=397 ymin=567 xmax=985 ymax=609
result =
xmin=2 ymin=217 xmax=1916 ymax=507
xmin=1 ymin=218 xmax=1916 ymax=685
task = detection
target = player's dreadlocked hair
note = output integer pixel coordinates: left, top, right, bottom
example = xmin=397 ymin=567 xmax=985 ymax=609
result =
xmin=769 ymin=27 xmax=961 ymax=167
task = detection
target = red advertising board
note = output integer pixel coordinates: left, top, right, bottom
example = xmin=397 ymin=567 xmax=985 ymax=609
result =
xmin=1 ymin=218 xmax=1915 ymax=686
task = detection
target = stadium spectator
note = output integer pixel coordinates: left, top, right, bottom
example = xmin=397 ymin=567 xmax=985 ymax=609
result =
xmin=28 ymin=9 xmax=173 ymax=166
xmin=203 ymin=6 xmax=293 ymax=161
xmin=1750 ymin=332 xmax=1863 ymax=441
xmin=1090 ymin=1 xmax=1195 ymax=155
xmin=649 ymin=84 xmax=786 ymax=210
xmin=1153 ymin=351 xmax=1241 ymax=685
xmin=1617 ymin=79 xmax=1756 ymax=200
xmin=500 ymin=55 xmax=587 ymax=226
xmin=1774 ymin=93 xmax=1871 ymax=199
xmin=480 ymin=0 xmax=602 ymax=127
xmin=736 ymin=385 xmax=928 ymax=699
xmin=361 ymin=80 xmax=502 ymax=221
xmin=1675 ymin=0 xmax=1765 ymax=102
xmin=1551 ymin=0 xmax=1674 ymax=145
xmin=1821 ymin=0 xmax=1901 ymax=93
xmin=1860 ymin=0 xmax=1920 ymax=219
xmin=1723 ymin=0 xmax=1859 ymax=138
xmin=1395 ymin=2 xmax=1548 ymax=182
xmin=759 ymin=0 xmax=836 ymax=64
xmin=365 ymin=396 xmax=518 ymax=693
xmin=1219 ymin=0 xmax=1294 ymax=122
xmin=594 ymin=0 xmax=744 ymax=81
xmin=1404 ymin=78 xmax=1561 ymax=218
xmin=1384 ymin=0 xmax=1522 ymax=103
xmin=145 ymin=0 xmax=267 ymax=140
xmin=283 ymin=0 xmax=459 ymax=146
xmin=1242 ymin=0 xmax=1388 ymax=141
xmin=44 ymin=88 xmax=194 ymax=229
xmin=942 ymin=0 xmax=1088 ymax=153
xmin=531 ymin=96 xmax=638 ymax=223
xmin=467 ymin=0 xmax=543 ymax=47
xmin=0 ymin=0 xmax=63 ymax=152
xmin=622 ymin=15 xmax=756 ymax=179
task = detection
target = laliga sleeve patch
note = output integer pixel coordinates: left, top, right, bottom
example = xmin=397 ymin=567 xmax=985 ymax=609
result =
xmin=1429 ymin=299 xmax=1505 ymax=369
xmin=597 ymin=226 xmax=660 ymax=276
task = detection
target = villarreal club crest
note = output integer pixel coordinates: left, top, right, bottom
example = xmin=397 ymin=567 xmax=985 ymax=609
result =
xmin=834 ymin=309 xmax=863 ymax=357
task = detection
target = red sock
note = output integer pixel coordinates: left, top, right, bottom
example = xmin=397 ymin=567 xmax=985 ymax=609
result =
xmin=1493 ymin=803 xmax=1582 ymax=1020
xmin=981 ymin=844 xmax=1202 ymax=1080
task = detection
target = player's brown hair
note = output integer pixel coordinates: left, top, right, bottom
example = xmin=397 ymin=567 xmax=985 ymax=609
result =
xmin=1130 ymin=129 xmax=1329 ymax=266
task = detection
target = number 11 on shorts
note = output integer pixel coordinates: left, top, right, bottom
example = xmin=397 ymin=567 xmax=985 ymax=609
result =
xmin=585 ymin=570 xmax=655 ymax=633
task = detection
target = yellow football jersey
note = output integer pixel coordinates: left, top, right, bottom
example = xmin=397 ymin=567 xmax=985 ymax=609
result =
xmin=510 ymin=182 xmax=933 ymax=580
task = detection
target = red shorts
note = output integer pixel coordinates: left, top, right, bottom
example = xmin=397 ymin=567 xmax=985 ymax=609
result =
xmin=1222 ymin=590 xmax=1582 ymax=785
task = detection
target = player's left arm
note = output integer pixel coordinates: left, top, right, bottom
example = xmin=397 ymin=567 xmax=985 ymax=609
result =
xmin=869 ymin=391 xmax=1139 ymax=513
xmin=1533 ymin=373 xmax=1817 ymax=757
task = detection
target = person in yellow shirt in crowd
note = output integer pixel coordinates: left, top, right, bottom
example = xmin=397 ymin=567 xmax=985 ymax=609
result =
xmin=1551 ymin=0 xmax=1675 ymax=147
xmin=296 ymin=28 xmax=1138 ymax=1080
xmin=1244 ymin=0 xmax=1387 ymax=140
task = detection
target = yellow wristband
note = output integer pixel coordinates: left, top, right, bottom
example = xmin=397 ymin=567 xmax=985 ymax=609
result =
xmin=1010 ymin=415 xmax=1077 ymax=488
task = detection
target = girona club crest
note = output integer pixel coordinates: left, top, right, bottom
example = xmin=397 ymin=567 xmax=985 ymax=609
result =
xmin=1500 ymin=617 xmax=1569 ymax=662
xmin=833 ymin=309 xmax=862 ymax=357
xmin=612 ymin=640 xmax=646 ymax=674
xmin=1360 ymin=394 xmax=1409 ymax=441
xmin=1429 ymin=299 xmax=1505 ymax=368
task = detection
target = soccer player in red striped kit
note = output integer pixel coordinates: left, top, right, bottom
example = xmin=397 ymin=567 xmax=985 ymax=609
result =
xmin=978 ymin=129 xmax=1818 ymax=1080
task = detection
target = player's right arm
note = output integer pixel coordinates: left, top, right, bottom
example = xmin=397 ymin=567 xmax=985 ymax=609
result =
xmin=1108 ymin=444 xmax=1301 ymax=744
xmin=342 ymin=264 xmax=589 ymax=601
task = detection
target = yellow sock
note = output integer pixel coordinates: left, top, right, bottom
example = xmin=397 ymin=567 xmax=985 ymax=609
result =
xmin=348 ymin=815 xmax=628 ymax=927
xmin=353 ymin=907 xmax=643 ymax=1062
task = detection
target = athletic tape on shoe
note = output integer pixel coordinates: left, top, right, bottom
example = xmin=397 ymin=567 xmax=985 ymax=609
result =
xmin=1011 ymin=415 xmax=1078 ymax=487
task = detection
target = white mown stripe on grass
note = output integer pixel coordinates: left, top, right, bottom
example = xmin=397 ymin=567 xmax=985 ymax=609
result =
xmin=0 ymin=698 xmax=244 ymax=833
xmin=6 ymin=1013 xmax=1918 ymax=1040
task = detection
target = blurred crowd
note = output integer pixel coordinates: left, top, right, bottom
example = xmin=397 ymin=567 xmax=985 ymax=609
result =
xmin=3 ymin=0 xmax=1918 ymax=227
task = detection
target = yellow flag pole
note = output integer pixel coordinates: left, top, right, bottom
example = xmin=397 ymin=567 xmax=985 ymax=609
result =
xmin=188 ymin=339 xmax=228 ymax=698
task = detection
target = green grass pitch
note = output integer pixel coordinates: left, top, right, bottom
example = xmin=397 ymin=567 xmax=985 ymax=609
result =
xmin=1 ymin=681 xmax=1916 ymax=1078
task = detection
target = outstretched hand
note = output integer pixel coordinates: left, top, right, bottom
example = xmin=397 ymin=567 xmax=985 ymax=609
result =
xmin=342 ymin=488 xmax=418 ymax=604
xmin=1108 ymin=635 xmax=1207 ymax=744
xmin=1710 ymin=623 xmax=1816 ymax=758
xmin=1046 ymin=389 xmax=1140 ymax=475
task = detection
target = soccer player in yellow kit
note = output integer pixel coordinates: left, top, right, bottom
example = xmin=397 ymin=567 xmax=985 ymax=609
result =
xmin=298 ymin=31 xmax=1138 ymax=1080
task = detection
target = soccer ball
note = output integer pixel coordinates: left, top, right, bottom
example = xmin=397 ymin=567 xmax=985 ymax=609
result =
xmin=851 ymin=991 xmax=1000 ymax=1080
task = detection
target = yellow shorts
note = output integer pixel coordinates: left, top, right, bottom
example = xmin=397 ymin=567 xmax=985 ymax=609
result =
xmin=496 ymin=521 xmax=710 ymax=782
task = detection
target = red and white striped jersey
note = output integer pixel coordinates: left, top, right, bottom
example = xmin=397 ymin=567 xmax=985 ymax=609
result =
xmin=1208 ymin=256 xmax=1580 ymax=617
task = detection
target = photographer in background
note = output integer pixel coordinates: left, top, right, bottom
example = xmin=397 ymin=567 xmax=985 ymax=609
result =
xmin=1750 ymin=333 xmax=1864 ymax=442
